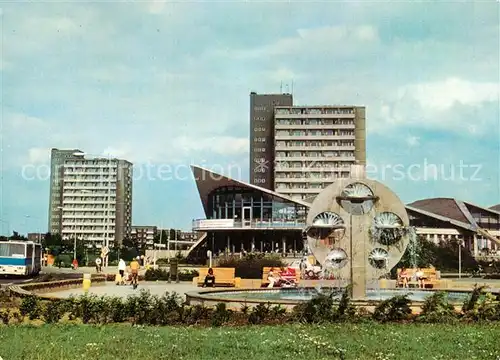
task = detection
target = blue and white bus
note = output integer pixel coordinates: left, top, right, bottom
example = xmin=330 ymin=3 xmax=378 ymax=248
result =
xmin=0 ymin=241 xmax=42 ymax=276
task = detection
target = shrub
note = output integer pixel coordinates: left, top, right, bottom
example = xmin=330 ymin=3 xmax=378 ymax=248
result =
xmin=462 ymin=285 xmax=486 ymax=315
xmin=248 ymin=303 xmax=272 ymax=325
xmin=91 ymin=296 xmax=111 ymax=324
xmin=291 ymin=287 xmax=356 ymax=324
xmin=335 ymin=286 xmax=356 ymax=321
xmin=125 ymin=289 xmax=154 ymax=325
xmin=19 ymin=295 xmax=42 ymax=320
xmin=473 ymin=293 xmax=500 ymax=321
xmin=211 ymin=303 xmax=232 ymax=327
xmin=269 ymin=304 xmax=287 ymax=319
xmin=145 ymin=268 xmax=168 ymax=281
xmin=144 ymin=269 xmax=199 ymax=281
xmin=43 ymin=300 xmax=67 ymax=324
xmin=462 ymin=286 xmax=500 ymax=321
xmin=373 ymin=295 xmax=412 ymax=322
xmin=417 ymin=292 xmax=458 ymax=323
xmin=240 ymin=304 xmax=250 ymax=315
xmin=0 ymin=309 xmax=9 ymax=324
xmin=56 ymin=254 xmax=73 ymax=268
xmin=107 ymin=297 xmax=127 ymax=323
xmin=218 ymin=253 xmax=285 ymax=279
xmin=292 ymin=294 xmax=336 ymax=324
xmin=184 ymin=304 xmax=210 ymax=325
xmin=67 ymin=294 xmax=102 ymax=324
xmin=150 ymin=292 xmax=184 ymax=325
xmin=0 ymin=288 xmax=12 ymax=306
xmin=156 ymin=258 xmax=169 ymax=266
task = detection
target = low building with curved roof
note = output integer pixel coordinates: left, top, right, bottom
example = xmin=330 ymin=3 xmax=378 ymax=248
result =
xmin=187 ymin=166 xmax=500 ymax=259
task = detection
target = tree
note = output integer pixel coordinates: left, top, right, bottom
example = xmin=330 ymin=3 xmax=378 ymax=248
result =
xmin=153 ymin=229 xmax=169 ymax=244
xmin=393 ymin=236 xmax=478 ymax=277
xmin=123 ymin=235 xmax=146 ymax=254
xmin=42 ymin=232 xmax=63 ymax=249
xmin=10 ymin=231 xmax=27 ymax=240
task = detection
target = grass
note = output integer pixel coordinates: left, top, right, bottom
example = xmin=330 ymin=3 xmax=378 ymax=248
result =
xmin=1 ymin=323 xmax=500 ymax=360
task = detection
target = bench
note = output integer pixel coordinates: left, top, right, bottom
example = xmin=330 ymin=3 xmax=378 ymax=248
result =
xmin=261 ymin=267 xmax=300 ymax=287
xmin=194 ymin=267 xmax=240 ymax=287
xmin=397 ymin=268 xmax=440 ymax=289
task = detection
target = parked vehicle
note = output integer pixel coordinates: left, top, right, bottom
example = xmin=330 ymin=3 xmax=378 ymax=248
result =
xmin=0 ymin=240 xmax=42 ymax=276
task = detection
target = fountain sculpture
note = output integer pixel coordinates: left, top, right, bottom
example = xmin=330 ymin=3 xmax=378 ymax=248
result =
xmin=305 ymin=165 xmax=414 ymax=300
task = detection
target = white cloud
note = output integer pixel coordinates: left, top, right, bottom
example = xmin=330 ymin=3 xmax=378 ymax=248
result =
xmin=27 ymin=147 xmax=51 ymax=165
xmin=215 ymin=25 xmax=379 ymax=59
xmin=21 ymin=16 xmax=81 ymax=36
xmin=173 ymin=136 xmax=249 ymax=157
xmin=367 ymin=77 xmax=499 ymax=135
xmin=5 ymin=112 xmax=50 ymax=131
xmin=267 ymin=68 xmax=302 ymax=83
xmin=406 ymin=136 xmax=420 ymax=147
xmin=146 ymin=0 xmax=169 ymax=14
xmin=400 ymin=78 xmax=499 ymax=111
xmin=355 ymin=25 xmax=378 ymax=41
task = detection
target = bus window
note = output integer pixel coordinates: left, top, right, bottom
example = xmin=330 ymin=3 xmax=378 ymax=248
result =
xmin=26 ymin=244 xmax=33 ymax=259
xmin=35 ymin=245 xmax=41 ymax=259
xmin=0 ymin=243 xmax=26 ymax=257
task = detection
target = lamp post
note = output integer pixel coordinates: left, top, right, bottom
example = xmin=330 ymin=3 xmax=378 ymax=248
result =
xmin=167 ymin=231 xmax=171 ymax=263
xmin=458 ymin=239 xmax=463 ymax=279
xmin=155 ymin=224 xmax=163 ymax=268
xmin=207 ymin=250 xmax=212 ymax=268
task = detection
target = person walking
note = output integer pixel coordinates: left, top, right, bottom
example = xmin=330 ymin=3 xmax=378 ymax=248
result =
xmin=130 ymin=256 xmax=140 ymax=289
xmin=95 ymin=257 xmax=102 ymax=273
xmin=117 ymin=258 xmax=126 ymax=285
xmin=299 ymin=257 xmax=307 ymax=280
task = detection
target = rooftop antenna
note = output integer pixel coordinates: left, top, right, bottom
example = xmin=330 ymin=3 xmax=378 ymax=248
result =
xmin=285 ymin=83 xmax=290 ymax=94
xmin=291 ymin=79 xmax=294 ymax=95
xmin=280 ymin=81 xmax=283 ymax=93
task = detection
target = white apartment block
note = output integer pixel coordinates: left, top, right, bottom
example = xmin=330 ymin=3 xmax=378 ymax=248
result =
xmin=49 ymin=149 xmax=132 ymax=247
xmin=273 ymin=105 xmax=366 ymax=201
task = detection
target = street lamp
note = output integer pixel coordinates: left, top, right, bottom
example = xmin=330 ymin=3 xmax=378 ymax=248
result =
xmin=458 ymin=238 xmax=464 ymax=279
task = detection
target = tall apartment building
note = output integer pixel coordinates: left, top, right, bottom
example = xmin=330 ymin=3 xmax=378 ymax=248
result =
xmin=249 ymin=92 xmax=293 ymax=190
xmin=48 ymin=149 xmax=133 ymax=247
xmin=273 ymin=105 xmax=366 ymax=200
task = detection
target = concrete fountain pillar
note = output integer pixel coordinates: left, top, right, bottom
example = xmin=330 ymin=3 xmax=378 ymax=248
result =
xmin=305 ymin=164 xmax=411 ymax=301
xmin=350 ymin=215 xmax=368 ymax=300
xmin=348 ymin=165 xmax=369 ymax=300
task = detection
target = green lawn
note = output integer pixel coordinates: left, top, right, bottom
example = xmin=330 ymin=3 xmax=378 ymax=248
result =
xmin=1 ymin=323 xmax=499 ymax=360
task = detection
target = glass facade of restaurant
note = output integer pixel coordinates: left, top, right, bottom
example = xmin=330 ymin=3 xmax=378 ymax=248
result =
xmin=207 ymin=186 xmax=307 ymax=224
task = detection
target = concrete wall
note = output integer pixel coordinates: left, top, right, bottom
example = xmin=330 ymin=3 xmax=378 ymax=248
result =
xmin=145 ymin=250 xmax=190 ymax=260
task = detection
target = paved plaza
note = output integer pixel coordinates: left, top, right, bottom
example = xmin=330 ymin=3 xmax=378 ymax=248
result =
xmin=45 ymin=281 xmax=199 ymax=299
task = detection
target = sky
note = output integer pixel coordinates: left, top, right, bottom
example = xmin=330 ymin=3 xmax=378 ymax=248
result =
xmin=0 ymin=0 xmax=499 ymax=234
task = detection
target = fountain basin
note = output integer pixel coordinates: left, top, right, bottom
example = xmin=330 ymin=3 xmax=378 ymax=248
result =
xmin=185 ymin=287 xmax=488 ymax=310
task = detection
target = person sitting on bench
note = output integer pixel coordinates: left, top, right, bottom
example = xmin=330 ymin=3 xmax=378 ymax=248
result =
xmin=267 ymin=268 xmax=281 ymax=288
xmin=415 ymin=268 xmax=426 ymax=288
xmin=399 ymin=267 xmax=410 ymax=288
xmin=203 ymin=267 xmax=216 ymax=287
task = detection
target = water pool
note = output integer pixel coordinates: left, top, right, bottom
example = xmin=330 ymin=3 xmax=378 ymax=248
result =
xmin=199 ymin=288 xmax=470 ymax=303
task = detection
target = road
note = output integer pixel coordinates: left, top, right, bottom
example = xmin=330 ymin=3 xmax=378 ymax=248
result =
xmin=0 ymin=276 xmax=33 ymax=286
